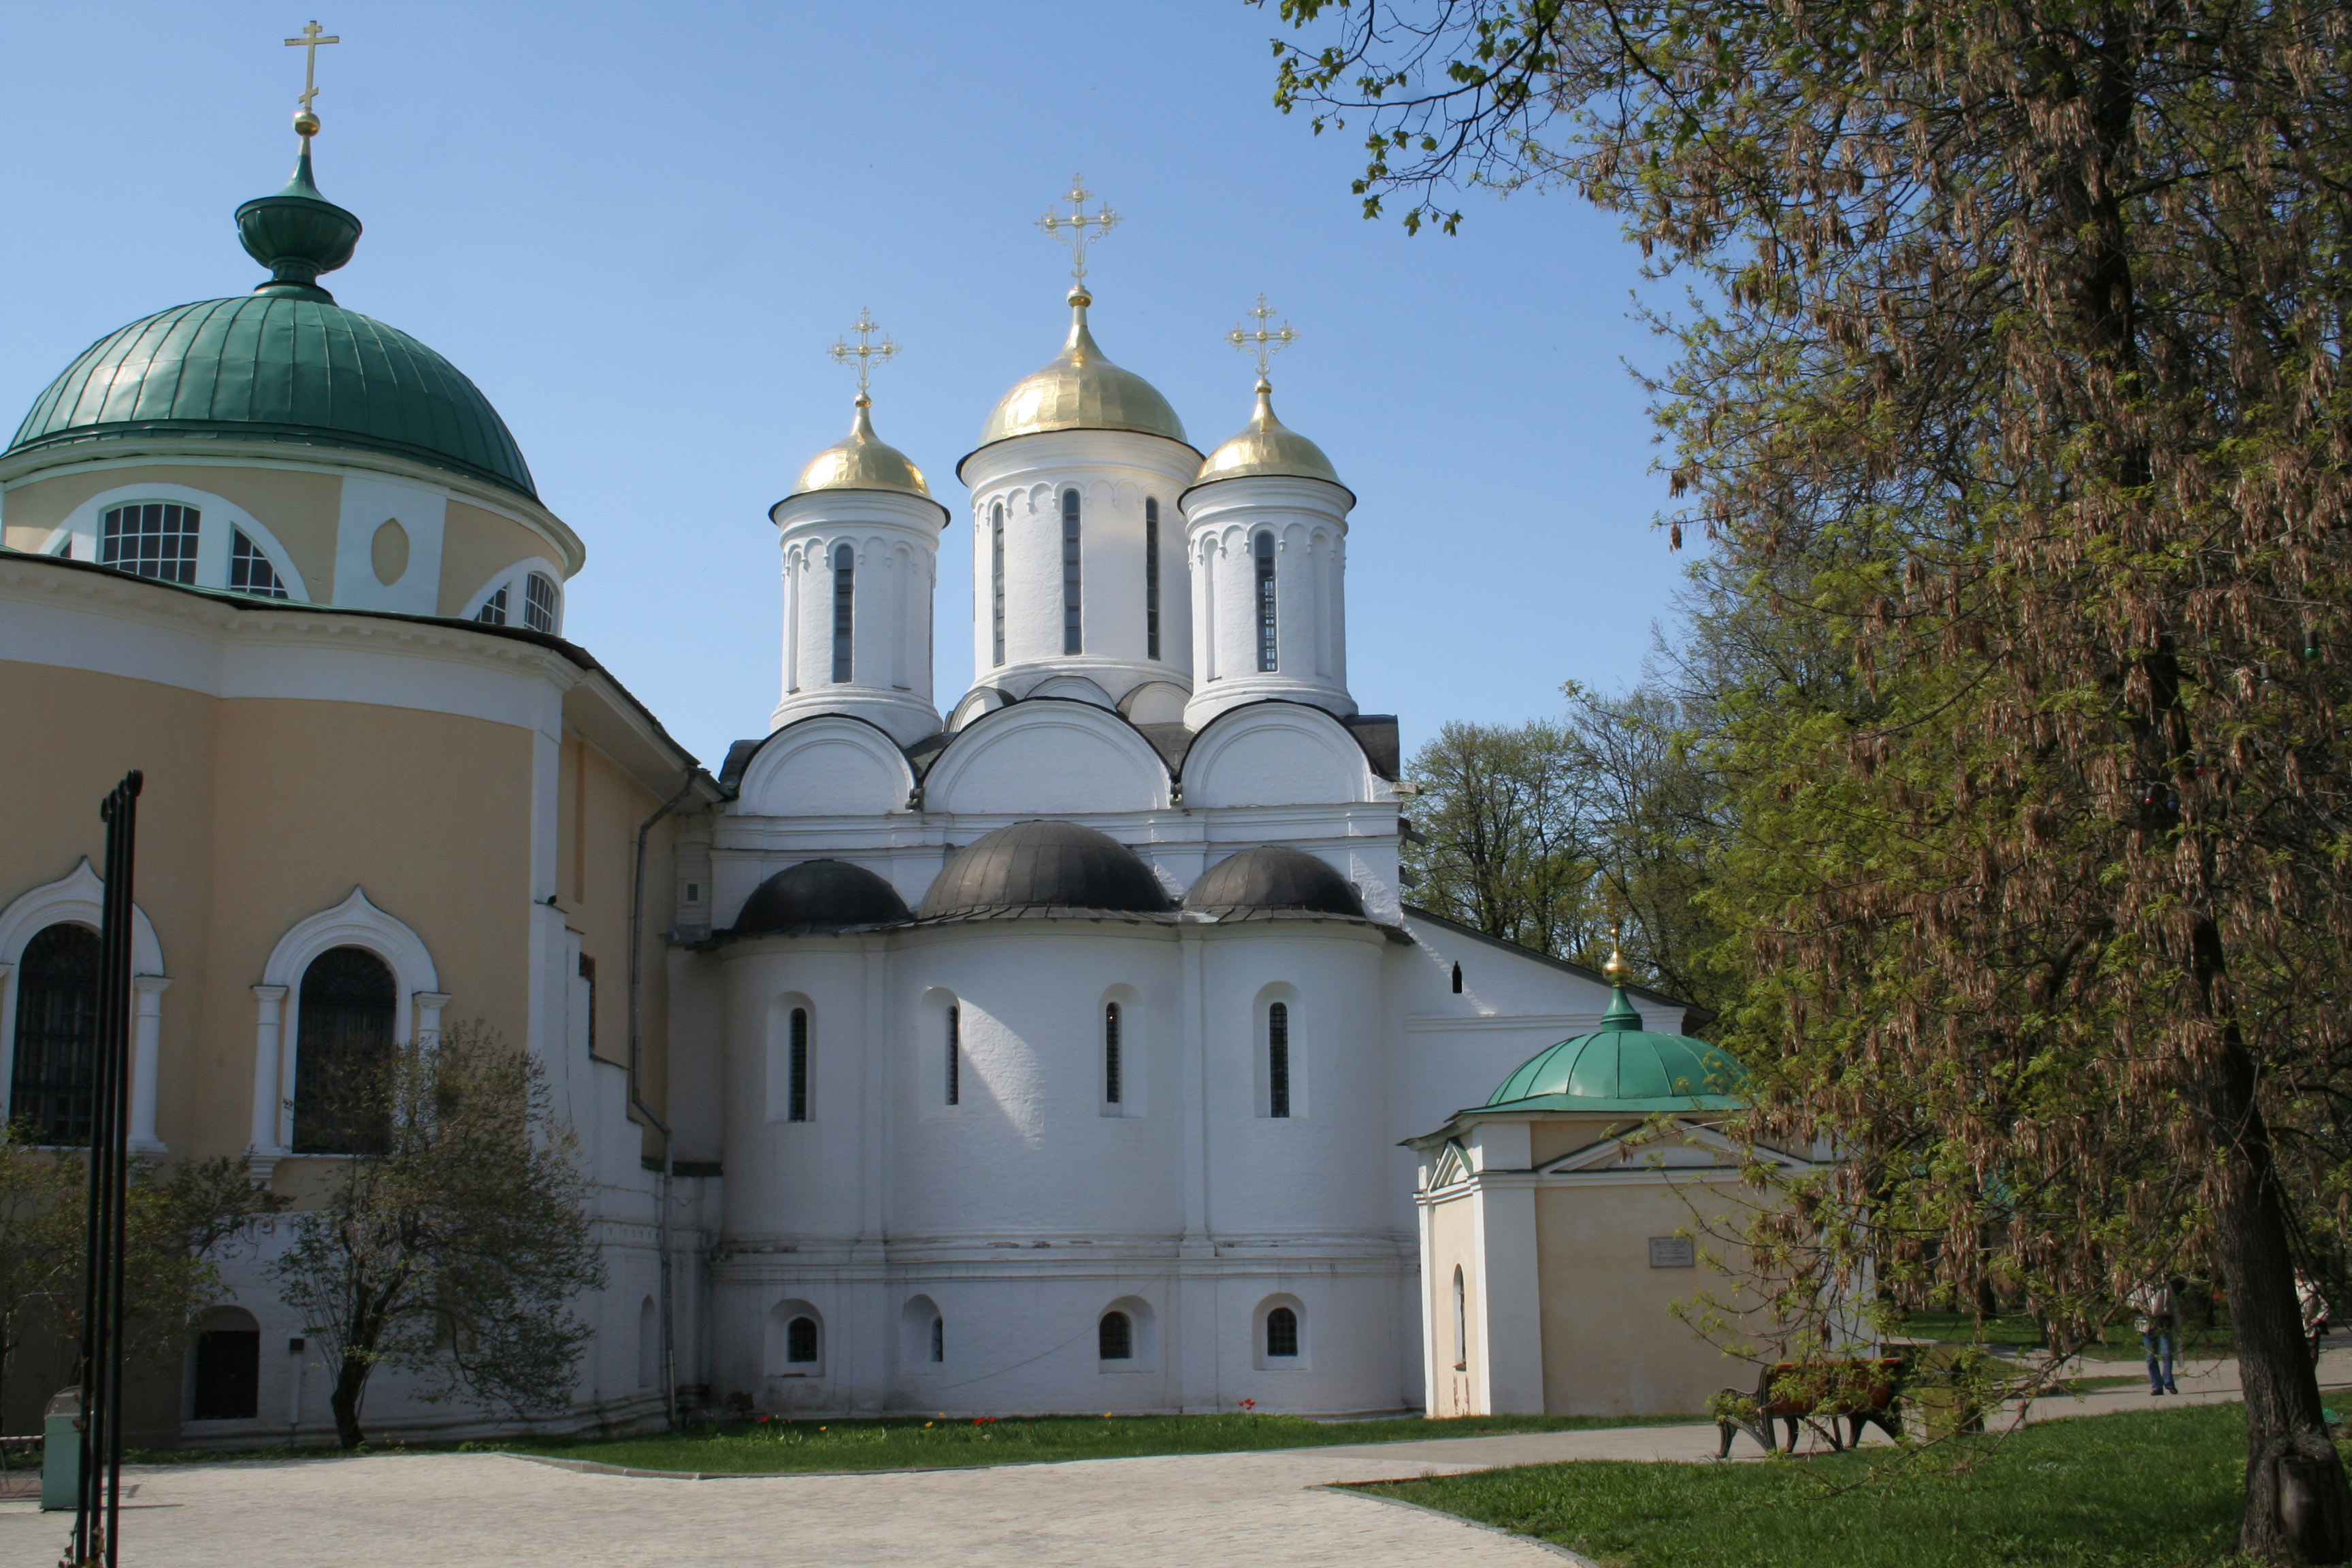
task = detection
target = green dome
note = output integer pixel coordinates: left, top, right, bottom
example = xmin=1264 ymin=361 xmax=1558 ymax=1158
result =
xmin=7 ymin=295 xmax=538 ymax=500
xmin=1486 ymin=988 xmax=1748 ymax=1111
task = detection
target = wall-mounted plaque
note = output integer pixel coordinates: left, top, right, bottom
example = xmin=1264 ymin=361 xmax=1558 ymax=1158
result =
xmin=1648 ymin=1236 xmax=1695 ymax=1269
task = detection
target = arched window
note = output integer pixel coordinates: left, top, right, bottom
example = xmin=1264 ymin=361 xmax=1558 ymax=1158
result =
xmin=191 ymin=1307 xmax=260 ymax=1421
xmin=1099 ymin=1310 xmax=1133 ymax=1361
xmin=1451 ymin=962 xmax=1463 ymax=994
xmin=101 ymin=502 xmax=199 ymax=584
xmin=638 ymin=1296 xmax=659 ymax=1389
xmin=474 ymin=585 xmax=509 ymax=625
xmin=1266 ymin=1306 xmax=1300 ymax=1359
xmin=1267 ymin=1000 xmax=1291 ymax=1119
xmin=229 ymin=529 xmax=289 ymax=598
xmin=945 ymin=1004 xmax=960 ymax=1107
xmin=1143 ymin=497 xmax=1161 ymax=661
xmin=1254 ymin=530 xmax=1277 ymax=672
xmin=787 ymin=1007 xmax=811 ymax=1122
xmin=990 ymin=504 xmax=1007 ymax=667
xmin=831 ymin=543 xmax=856 ymax=682
xmin=1452 ymin=1267 xmax=1468 ymax=1369
xmin=786 ymin=1316 xmax=819 ymax=1364
xmin=1060 ymin=489 xmax=1083 ymax=655
xmin=930 ymin=1313 xmax=945 ymax=1363
xmin=9 ymin=923 xmax=99 ymax=1146
xmin=293 ymin=946 xmax=397 ymax=1154
xmin=1103 ymin=1002 xmax=1122 ymax=1107
xmin=524 ymin=571 xmax=560 ymax=634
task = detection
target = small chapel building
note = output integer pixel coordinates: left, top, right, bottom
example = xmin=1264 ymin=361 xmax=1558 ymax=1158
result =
xmin=0 ymin=112 xmax=1731 ymax=1441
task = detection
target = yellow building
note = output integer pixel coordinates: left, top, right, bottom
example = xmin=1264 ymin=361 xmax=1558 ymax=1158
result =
xmin=0 ymin=140 xmax=716 ymax=1441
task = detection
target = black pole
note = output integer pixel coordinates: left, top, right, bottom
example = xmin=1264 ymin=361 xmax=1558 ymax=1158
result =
xmin=70 ymin=770 xmax=139 ymax=1568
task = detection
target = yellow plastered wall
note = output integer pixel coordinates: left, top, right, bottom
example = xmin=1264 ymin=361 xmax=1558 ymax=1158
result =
xmin=439 ymin=499 xmax=560 ymax=616
xmin=3 ymin=464 xmax=342 ymax=600
xmin=1424 ymin=1190 xmax=1485 ymax=1418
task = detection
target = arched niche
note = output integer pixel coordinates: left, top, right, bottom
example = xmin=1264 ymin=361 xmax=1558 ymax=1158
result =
xmin=0 ymin=860 xmax=167 ymax=1144
xmin=1181 ymin=702 xmax=1377 ymax=808
xmin=734 ymin=715 xmax=917 ymax=818
xmin=923 ymin=700 xmax=1172 ymax=817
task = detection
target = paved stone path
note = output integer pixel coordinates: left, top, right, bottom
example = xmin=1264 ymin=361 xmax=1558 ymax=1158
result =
xmin=1 ymin=1348 xmax=2339 ymax=1568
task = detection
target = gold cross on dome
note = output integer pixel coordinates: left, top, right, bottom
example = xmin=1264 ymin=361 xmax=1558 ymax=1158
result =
xmin=284 ymin=20 xmax=340 ymax=116
xmin=827 ymin=308 xmax=900 ymax=399
xmin=1226 ymin=295 xmax=1299 ymax=380
xmin=1037 ymin=174 xmax=1121 ymax=287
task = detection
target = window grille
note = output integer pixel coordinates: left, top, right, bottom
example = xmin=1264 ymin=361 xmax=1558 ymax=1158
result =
xmin=229 ymin=529 xmax=289 ymax=598
xmin=1143 ymin=498 xmax=1160 ymax=660
xmin=945 ymin=1004 xmax=961 ymax=1107
xmin=1268 ymin=1001 xmax=1290 ymax=1118
xmin=832 ymin=544 xmax=855 ymax=682
xmin=930 ymin=1315 xmax=945 ymax=1362
xmin=476 ymin=585 xmax=509 ymax=625
xmin=100 ymin=502 xmax=199 ymax=584
xmin=1266 ymin=1306 xmax=1299 ymax=1358
xmin=1099 ymin=1311 xmax=1133 ymax=1360
xmin=787 ymin=1007 xmax=811 ymax=1122
xmin=524 ymin=571 xmax=559 ymax=634
xmin=786 ymin=1317 xmax=819 ymax=1364
xmin=1103 ymin=1002 xmax=1122 ymax=1106
xmin=1254 ymin=531 xmax=1277 ymax=672
xmin=1061 ymin=489 xmax=1083 ymax=654
xmin=990 ymin=504 xmax=1007 ymax=666
xmin=292 ymin=945 xmax=397 ymax=1155
xmin=8 ymin=923 xmax=99 ymax=1145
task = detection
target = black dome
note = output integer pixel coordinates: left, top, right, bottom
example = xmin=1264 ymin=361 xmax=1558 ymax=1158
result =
xmin=1183 ymin=846 xmax=1367 ymax=918
xmin=919 ymin=821 xmax=1173 ymax=919
xmin=733 ymin=860 xmax=912 ymax=935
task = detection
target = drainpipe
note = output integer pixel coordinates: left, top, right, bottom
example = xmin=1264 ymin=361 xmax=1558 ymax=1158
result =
xmin=630 ymin=772 xmax=699 ymax=1431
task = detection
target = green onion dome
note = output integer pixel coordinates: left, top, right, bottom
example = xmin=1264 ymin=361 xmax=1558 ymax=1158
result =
xmin=1486 ymin=986 xmax=1748 ymax=1113
xmin=5 ymin=152 xmax=536 ymax=501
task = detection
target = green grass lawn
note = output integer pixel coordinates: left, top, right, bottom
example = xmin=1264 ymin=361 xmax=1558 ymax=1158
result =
xmin=1899 ymin=1309 xmax=2230 ymax=1363
xmin=1360 ymin=1403 xmax=2257 ymax=1568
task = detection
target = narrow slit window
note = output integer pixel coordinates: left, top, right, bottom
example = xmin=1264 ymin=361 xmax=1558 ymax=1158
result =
xmin=1452 ymin=1267 xmax=1468 ymax=1369
xmin=475 ymin=585 xmax=509 ymax=625
xmin=1104 ymin=1002 xmax=1122 ymax=1106
xmin=101 ymin=502 xmax=199 ymax=584
xmin=787 ymin=1007 xmax=811 ymax=1122
xmin=1099 ymin=1311 xmax=1133 ymax=1360
xmin=990 ymin=504 xmax=1007 ymax=666
xmin=1266 ymin=1306 xmax=1299 ymax=1358
xmin=945 ymin=1004 xmax=961 ymax=1107
xmin=786 ymin=1317 xmax=819 ymax=1364
xmin=930 ymin=1314 xmax=945 ymax=1363
xmin=229 ymin=529 xmax=289 ymax=598
xmin=1143 ymin=498 xmax=1161 ymax=661
xmin=1451 ymin=962 xmax=1463 ymax=994
xmin=524 ymin=571 xmax=559 ymax=634
xmin=1268 ymin=1001 xmax=1290 ymax=1119
xmin=1254 ymin=531 xmax=1277 ymax=672
xmin=832 ymin=544 xmax=855 ymax=682
xmin=1061 ymin=489 xmax=1083 ymax=655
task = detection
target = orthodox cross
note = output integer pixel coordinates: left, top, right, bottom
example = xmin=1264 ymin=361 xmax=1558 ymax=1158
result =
xmin=1037 ymin=174 xmax=1120 ymax=289
xmin=828 ymin=308 xmax=900 ymax=401
xmin=1226 ymin=295 xmax=1299 ymax=382
xmin=285 ymin=21 xmax=340 ymax=115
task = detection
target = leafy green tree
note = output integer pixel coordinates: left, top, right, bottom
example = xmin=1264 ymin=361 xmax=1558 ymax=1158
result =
xmin=1403 ymin=716 xmax=1599 ymax=957
xmin=1272 ymin=1 xmax=2352 ymax=1555
xmin=269 ymin=1022 xmax=604 ymax=1448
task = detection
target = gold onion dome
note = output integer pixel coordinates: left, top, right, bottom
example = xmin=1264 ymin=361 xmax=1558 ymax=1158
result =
xmin=793 ymin=396 xmax=932 ymax=500
xmin=975 ymin=289 xmax=1188 ymax=450
xmin=1193 ymin=377 xmax=1345 ymax=491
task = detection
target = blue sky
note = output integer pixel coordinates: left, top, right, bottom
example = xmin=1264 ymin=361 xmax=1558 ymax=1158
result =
xmin=0 ymin=1 xmax=1693 ymax=767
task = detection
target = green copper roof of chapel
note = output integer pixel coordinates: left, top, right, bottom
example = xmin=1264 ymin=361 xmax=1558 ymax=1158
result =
xmin=5 ymin=150 xmax=537 ymax=501
xmin=1485 ymin=987 xmax=1750 ymax=1112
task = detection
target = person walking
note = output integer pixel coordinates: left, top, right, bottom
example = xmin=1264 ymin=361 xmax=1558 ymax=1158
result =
xmin=2132 ymin=1280 xmax=2179 ymax=1396
xmin=2299 ymin=1271 xmax=2331 ymax=1363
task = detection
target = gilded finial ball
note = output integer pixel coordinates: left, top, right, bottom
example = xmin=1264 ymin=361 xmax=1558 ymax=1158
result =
xmin=293 ymin=109 xmax=321 ymax=137
xmin=1602 ymin=947 xmax=1632 ymax=984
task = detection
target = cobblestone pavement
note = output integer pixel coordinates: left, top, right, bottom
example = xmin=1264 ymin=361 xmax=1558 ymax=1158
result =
xmin=1 ymin=1350 xmax=2339 ymax=1568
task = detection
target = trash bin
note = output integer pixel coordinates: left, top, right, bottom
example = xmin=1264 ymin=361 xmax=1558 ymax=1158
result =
xmin=41 ymin=1389 xmax=80 ymax=1512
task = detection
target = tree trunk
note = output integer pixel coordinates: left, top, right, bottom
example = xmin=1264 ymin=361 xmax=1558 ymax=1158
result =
xmin=2206 ymin=1034 xmax=2349 ymax=1564
xmin=329 ymin=1351 xmax=372 ymax=1450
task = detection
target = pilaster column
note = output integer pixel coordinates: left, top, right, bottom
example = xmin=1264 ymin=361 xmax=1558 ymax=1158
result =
xmin=129 ymin=975 xmax=171 ymax=1154
xmin=249 ymin=984 xmax=291 ymax=1185
xmin=414 ymin=991 xmax=452 ymax=1045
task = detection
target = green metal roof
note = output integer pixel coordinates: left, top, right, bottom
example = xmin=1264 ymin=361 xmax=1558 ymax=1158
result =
xmin=7 ymin=295 xmax=537 ymax=500
xmin=1485 ymin=987 xmax=1749 ymax=1112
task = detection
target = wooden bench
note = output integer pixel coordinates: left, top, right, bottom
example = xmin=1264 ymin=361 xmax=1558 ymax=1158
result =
xmin=1714 ymin=1358 xmax=1904 ymax=1457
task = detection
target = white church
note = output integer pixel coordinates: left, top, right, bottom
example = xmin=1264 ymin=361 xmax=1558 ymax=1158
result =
xmin=0 ymin=119 xmax=1716 ymax=1437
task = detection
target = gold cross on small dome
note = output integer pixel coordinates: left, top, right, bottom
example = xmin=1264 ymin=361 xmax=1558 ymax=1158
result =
xmin=1227 ymin=295 xmax=1299 ymax=383
xmin=284 ymin=19 xmax=340 ymax=141
xmin=1037 ymin=174 xmax=1121 ymax=289
xmin=827 ymin=308 xmax=900 ymax=402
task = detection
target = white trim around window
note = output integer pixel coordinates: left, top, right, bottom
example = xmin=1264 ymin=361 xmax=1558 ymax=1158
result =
xmin=0 ymin=860 xmax=167 ymax=1149
xmin=459 ymin=555 xmax=566 ymax=634
xmin=35 ymin=482 xmax=310 ymax=602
